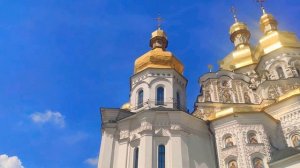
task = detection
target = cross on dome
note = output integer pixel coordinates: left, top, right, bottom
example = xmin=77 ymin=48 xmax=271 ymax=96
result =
xmin=257 ymin=0 xmax=266 ymax=14
xmin=230 ymin=6 xmax=239 ymax=23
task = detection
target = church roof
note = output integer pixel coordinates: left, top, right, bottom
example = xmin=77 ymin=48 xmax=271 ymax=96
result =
xmin=270 ymin=147 xmax=300 ymax=163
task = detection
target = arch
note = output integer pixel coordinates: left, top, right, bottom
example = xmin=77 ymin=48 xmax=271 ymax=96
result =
xmin=223 ymin=134 xmax=234 ymax=148
xmin=158 ymin=145 xmax=165 ymax=168
xmin=250 ymin=153 xmax=267 ymax=168
xmin=291 ymin=133 xmax=300 ymax=147
xmin=275 ymin=66 xmax=285 ymax=79
xmin=228 ymin=160 xmax=238 ymax=168
xmin=133 ymin=147 xmax=139 ymax=168
xmin=137 ymin=89 xmax=144 ymax=109
xmin=252 ymin=157 xmax=264 ymax=168
xmin=156 ymin=87 xmax=165 ymax=105
xmin=247 ymin=131 xmax=258 ymax=144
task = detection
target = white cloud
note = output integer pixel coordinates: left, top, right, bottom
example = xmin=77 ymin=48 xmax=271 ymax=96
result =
xmin=0 ymin=154 xmax=24 ymax=168
xmin=30 ymin=110 xmax=65 ymax=128
xmin=85 ymin=157 xmax=98 ymax=167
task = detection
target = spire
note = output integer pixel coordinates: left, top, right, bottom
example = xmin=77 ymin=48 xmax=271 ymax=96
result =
xmin=229 ymin=7 xmax=251 ymax=48
xmin=257 ymin=0 xmax=278 ymax=34
xmin=150 ymin=16 xmax=168 ymax=50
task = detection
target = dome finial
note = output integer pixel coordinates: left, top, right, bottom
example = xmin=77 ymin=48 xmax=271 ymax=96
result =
xmin=230 ymin=6 xmax=239 ymax=23
xmin=257 ymin=0 xmax=266 ymax=14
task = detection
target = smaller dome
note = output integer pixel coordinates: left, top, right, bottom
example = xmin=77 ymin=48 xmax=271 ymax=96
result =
xmin=121 ymin=102 xmax=131 ymax=111
xmin=229 ymin=22 xmax=250 ymax=43
xmin=150 ymin=28 xmax=168 ymax=49
xmin=134 ymin=28 xmax=184 ymax=74
xmin=260 ymin=13 xmax=278 ymax=34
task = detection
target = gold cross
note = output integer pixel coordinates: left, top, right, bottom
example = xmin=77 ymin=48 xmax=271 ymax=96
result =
xmin=257 ymin=0 xmax=266 ymax=14
xmin=154 ymin=16 xmax=164 ymax=29
xmin=230 ymin=6 xmax=238 ymax=23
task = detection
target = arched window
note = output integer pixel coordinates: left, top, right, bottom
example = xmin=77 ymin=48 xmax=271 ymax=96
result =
xmin=248 ymin=132 xmax=258 ymax=144
xmin=156 ymin=87 xmax=164 ymax=105
xmin=133 ymin=148 xmax=139 ymax=168
xmin=176 ymin=92 xmax=181 ymax=110
xmin=158 ymin=145 xmax=165 ymax=168
xmin=252 ymin=157 xmax=264 ymax=168
xmin=224 ymin=135 xmax=234 ymax=148
xmin=137 ymin=90 xmax=143 ymax=109
xmin=228 ymin=160 xmax=238 ymax=168
xmin=276 ymin=66 xmax=285 ymax=79
xmin=291 ymin=134 xmax=300 ymax=147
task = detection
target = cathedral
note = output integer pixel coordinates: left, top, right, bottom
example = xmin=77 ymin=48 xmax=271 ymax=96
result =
xmin=97 ymin=3 xmax=300 ymax=168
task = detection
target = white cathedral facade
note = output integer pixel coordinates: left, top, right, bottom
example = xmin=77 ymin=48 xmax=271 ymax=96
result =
xmin=98 ymin=5 xmax=300 ymax=168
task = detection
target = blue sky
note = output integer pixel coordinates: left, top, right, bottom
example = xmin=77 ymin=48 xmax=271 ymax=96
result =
xmin=0 ymin=0 xmax=299 ymax=168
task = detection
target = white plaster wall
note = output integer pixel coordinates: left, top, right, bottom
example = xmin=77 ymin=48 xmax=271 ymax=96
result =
xmin=99 ymin=110 xmax=216 ymax=168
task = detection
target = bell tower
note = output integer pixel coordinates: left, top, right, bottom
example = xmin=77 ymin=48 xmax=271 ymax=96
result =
xmin=128 ymin=27 xmax=187 ymax=112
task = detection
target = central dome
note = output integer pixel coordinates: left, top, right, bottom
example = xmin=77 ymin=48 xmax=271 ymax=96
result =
xmin=134 ymin=29 xmax=184 ymax=74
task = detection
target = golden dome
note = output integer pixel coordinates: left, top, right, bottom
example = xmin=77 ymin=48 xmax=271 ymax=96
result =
xmin=220 ymin=21 xmax=255 ymax=71
xmin=254 ymin=12 xmax=300 ymax=61
xmin=134 ymin=28 xmax=184 ymax=74
xmin=121 ymin=102 xmax=131 ymax=111
xmin=260 ymin=13 xmax=278 ymax=34
xmin=229 ymin=22 xmax=250 ymax=43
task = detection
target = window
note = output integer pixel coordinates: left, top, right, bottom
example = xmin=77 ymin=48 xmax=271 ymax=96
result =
xmin=228 ymin=160 xmax=238 ymax=168
xmin=158 ymin=145 xmax=165 ymax=168
xmin=291 ymin=134 xmax=300 ymax=147
xmin=276 ymin=66 xmax=285 ymax=79
xmin=248 ymin=132 xmax=258 ymax=144
xmin=133 ymin=148 xmax=139 ymax=168
xmin=137 ymin=90 xmax=143 ymax=109
xmin=156 ymin=87 xmax=164 ymax=105
xmin=176 ymin=92 xmax=181 ymax=109
xmin=252 ymin=158 xmax=264 ymax=168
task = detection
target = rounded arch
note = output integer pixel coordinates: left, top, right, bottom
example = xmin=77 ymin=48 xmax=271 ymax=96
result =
xmin=247 ymin=130 xmax=259 ymax=144
xmin=224 ymin=155 xmax=238 ymax=168
xmin=149 ymin=77 xmax=171 ymax=86
xmin=131 ymin=80 xmax=150 ymax=91
xmin=223 ymin=134 xmax=235 ymax=148
xmin=268 ymin=60 xmax=288 ymax=79
xmin=250 ymin=153 xmax=267 ymax=168
xmin=290 ymin=132 xmax=300 ymax=147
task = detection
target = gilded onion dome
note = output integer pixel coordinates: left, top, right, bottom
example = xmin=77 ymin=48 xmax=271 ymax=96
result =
xmin=220 ymin=8 xmax=255 ymax=71
xmin=134 ymin=28 xmax=184 ymax=74
xmin=254 ymin=8 xmax=300 ymax=61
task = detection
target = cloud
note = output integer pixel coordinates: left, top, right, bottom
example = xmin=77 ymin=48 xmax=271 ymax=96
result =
xmin=30 ymin=110 xmax=65 ymax=128
xmin=0 ymin=154 xmax=24 ymax=168
xmin=84 ymin=157 xmax=98 ymax=167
